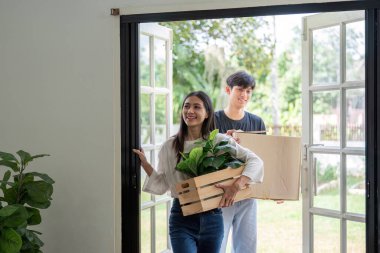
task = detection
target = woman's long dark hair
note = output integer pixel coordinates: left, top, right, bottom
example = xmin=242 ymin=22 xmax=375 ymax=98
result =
xmin=173 ymin=91 xmax=216 ymax=162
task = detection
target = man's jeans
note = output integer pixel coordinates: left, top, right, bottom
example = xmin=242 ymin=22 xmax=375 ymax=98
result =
xmin=220 ymin=199 xmax=257 ymax=253
xmin=169 ymin=198 xmax=224 ymax=253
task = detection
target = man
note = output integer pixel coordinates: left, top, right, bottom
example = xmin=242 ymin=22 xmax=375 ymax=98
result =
xmin=215 ymin=71 xmax=265 ymax=253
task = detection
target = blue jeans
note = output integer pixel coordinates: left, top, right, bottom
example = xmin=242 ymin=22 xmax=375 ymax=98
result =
xmin=169 ymin=198 xmax=224 ymax=253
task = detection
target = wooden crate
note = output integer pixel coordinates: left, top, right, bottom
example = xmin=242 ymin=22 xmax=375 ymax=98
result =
xmin=175 ymin=166 xmax=253 ymax=216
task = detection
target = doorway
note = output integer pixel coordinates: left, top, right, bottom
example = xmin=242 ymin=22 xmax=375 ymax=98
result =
xmin=121 ymin=2 xmax=380 ymax=253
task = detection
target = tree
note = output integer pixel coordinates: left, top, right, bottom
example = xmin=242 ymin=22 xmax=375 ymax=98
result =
xmin=160 ymin=18 xmax=274 ymax=124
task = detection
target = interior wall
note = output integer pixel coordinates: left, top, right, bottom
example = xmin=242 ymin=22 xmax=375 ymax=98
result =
xmin=0 ymin=0 xmax=120 ymax=252
xmin=0 ymin=0 xmax=355 ymax=252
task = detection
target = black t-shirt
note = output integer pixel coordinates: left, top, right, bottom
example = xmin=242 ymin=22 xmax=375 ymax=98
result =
xmin=214 ymin=110 xmax=266 ymax=134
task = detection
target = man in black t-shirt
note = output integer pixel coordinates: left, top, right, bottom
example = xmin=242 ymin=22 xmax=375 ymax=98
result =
xmin=215 ymin=71 xmax=264 ymax=253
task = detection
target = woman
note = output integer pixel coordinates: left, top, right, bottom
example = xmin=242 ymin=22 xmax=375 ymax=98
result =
xmin=133 ymin=91 xmax=263 ymax=253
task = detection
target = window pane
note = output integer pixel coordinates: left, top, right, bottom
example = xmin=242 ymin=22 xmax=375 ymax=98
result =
xmin=154 ymin=38 xmax=167 ymax=87
xmin=346 ymin=155 xmax=365 ymax=214
xmin=155 ymin=95 xmax=167 ymax=144
xmin=312 ymin=91 xmax=340 ymax=146
xmin=346 ymin=88 xmax=365 ymax=148
xmin=257 ymin=200 xmax=302 ymax=253
xmin=312 ymin=26 xmax=340 ymax=85
xmin=313 ymin=153 xmax=340 ymax=210
xmin=140 ymin=34 xmax=151 ymax=86
xmin=141 ymin=93 xmax=152 ymax=145
xmin=155 ymin=203 xmax=169 ymax=252
xmin=346 ymin=21 xmax=365 ymax=81
xmin=141 ymin=208 xmax=151 ymax=253
xmin=313 ymin=215 xmax=340 ymax=253
xmin=141 ymin=151 xmax=152 ymax=203
xmin=347 ymin=221 xmax=365 ymax=252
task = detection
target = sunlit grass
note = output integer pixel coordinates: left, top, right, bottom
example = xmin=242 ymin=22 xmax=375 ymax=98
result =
xmin=141 ymin=194 xmax=365 ymax=253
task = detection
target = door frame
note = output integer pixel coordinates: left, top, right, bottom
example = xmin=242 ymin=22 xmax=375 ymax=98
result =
xmin=120 ymin=2 xmax=380 ymax=252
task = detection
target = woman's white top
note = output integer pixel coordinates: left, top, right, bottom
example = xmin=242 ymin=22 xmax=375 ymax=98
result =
xmin=142 ymin=133 xmax=264 ymax=198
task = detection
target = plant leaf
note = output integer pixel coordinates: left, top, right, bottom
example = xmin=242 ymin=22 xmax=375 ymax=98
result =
xmin=30 ymin=154 xmax=50 ymax=160
xmin=24 ymin=229 xmax=44 ymax=247
xmin=26 ymin=207 xmax=41 ymax=225
xmin=225 ymin=160 xmax=244 ymax=169
xmin=16 ymin=173 xmax=34 ymax=185
xmin=176 ymin=159 xmax=196 ymax=177
xmin=25 ymin=199 xmax=51 ymax=209
xmin=17 ymin=150 xmax=32 ymax=166
xmin=0 ymin=152 xmax=18 ymax=163
xmin=179 ymin=152 xmax=189 ymax=160
xmin=208 ymin=129 xmax=219 ymax=141
xmin=0 ymin=228 xmax=22 ymax=253
xmin=0 ymin=180 xmax=15 ymax=187
xmin=25 ymin=181 xmax=53 ymax=203
xmin=2 ymin=205 xmax=29 ymax=227
xmin=1 ymin=171 xmax=12 ymax=191
xmin=202 ymin=156 xmax=226 ymax=169
xmin=215 ymin=140 xmax=228 ymax=146
xmin=0 ymin=205 xmax=19 ymax=217
xmin=4 ymin=188 xmax=18 ymax=204
xmin=193 ymin=140 xmax=206 ymax=146
xmin=214 ymin=144 xmax=235 ymax=153
xmin=199 ymin=166 xmax=218 ymax=176
xmin=0 ymin=160 xmax=19 ymax=172
xmin=27 ymin=172 xmax=55 ymax=184
xmin=189 ymin=147 xmax=203 ymax=162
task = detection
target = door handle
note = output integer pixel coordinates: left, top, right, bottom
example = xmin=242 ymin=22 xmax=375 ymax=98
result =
xmin=313 ymin=157 xmax=317 ymax=196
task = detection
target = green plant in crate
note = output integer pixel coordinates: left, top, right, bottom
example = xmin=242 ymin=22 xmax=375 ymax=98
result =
xmin=0 ymin=150 xmax=54 ymax=253
xmin=176 ymin=129 xmax=243 ymax=177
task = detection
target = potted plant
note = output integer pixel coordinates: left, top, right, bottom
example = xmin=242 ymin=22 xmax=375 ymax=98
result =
xmin=175 ymin=129 xmax=253 ymax=216
xmin=0 ymin=150 xmax=54 ymax=253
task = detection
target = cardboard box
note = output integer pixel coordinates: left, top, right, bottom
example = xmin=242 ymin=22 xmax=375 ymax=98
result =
xmin=175 ymin=167 xmax=253 ymax=216
xmin=236 ymin=132 xmax=301 ymax=200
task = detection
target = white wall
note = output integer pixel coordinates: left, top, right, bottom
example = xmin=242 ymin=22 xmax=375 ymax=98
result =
xmin=0 ymin=0 xmax=351 ymax=252
xmin=0 ymin=0 xmax=120 ymax=252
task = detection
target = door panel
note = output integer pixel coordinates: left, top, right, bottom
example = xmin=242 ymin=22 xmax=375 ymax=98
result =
xmin=139 ymin=23 xmax=173 ymax=253
xmin=302 ymin=11 xmax=365 ymax=253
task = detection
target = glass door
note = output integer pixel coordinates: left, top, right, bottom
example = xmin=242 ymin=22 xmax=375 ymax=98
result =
xmin=302 ymin=11 xmax=365 ymax=253
xmin=139 ymin=23 xmax=173 ymax=253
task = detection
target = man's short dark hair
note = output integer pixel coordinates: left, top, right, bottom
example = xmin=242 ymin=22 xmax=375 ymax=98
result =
xmin=226 ymin=71 xmax=256 ymax=89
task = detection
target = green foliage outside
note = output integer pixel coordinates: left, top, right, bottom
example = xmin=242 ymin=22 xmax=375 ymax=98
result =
xmin=276 ymin=26 xmax=302 ymax=130
xmin=0 ymin=151 xmax=54 ymax=253
xmin=160 ymin=18 xmax=276 ymax=125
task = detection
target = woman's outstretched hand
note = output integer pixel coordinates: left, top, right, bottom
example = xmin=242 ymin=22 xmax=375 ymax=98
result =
xmin=133 ymin=148 xmax=153 ymax=176
xmin=132 ymin=148 xmax=147 ymax=165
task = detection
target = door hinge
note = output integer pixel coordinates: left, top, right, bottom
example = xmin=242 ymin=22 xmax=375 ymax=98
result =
xmin=366 ymin=181 xmax=370 ymax=198
xmin=131 ymin=173 xmax=137 ymax=189
xmin=303 ymin=144 xmax=308 ymax=161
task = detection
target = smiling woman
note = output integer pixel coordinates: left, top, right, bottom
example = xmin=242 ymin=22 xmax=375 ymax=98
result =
xmin=133 ymin=90 xmax=263 ymax=253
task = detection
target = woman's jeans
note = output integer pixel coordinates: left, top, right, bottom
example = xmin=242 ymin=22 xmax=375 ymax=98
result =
xmin=169 ymin=198 xmax=224 ymax=253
